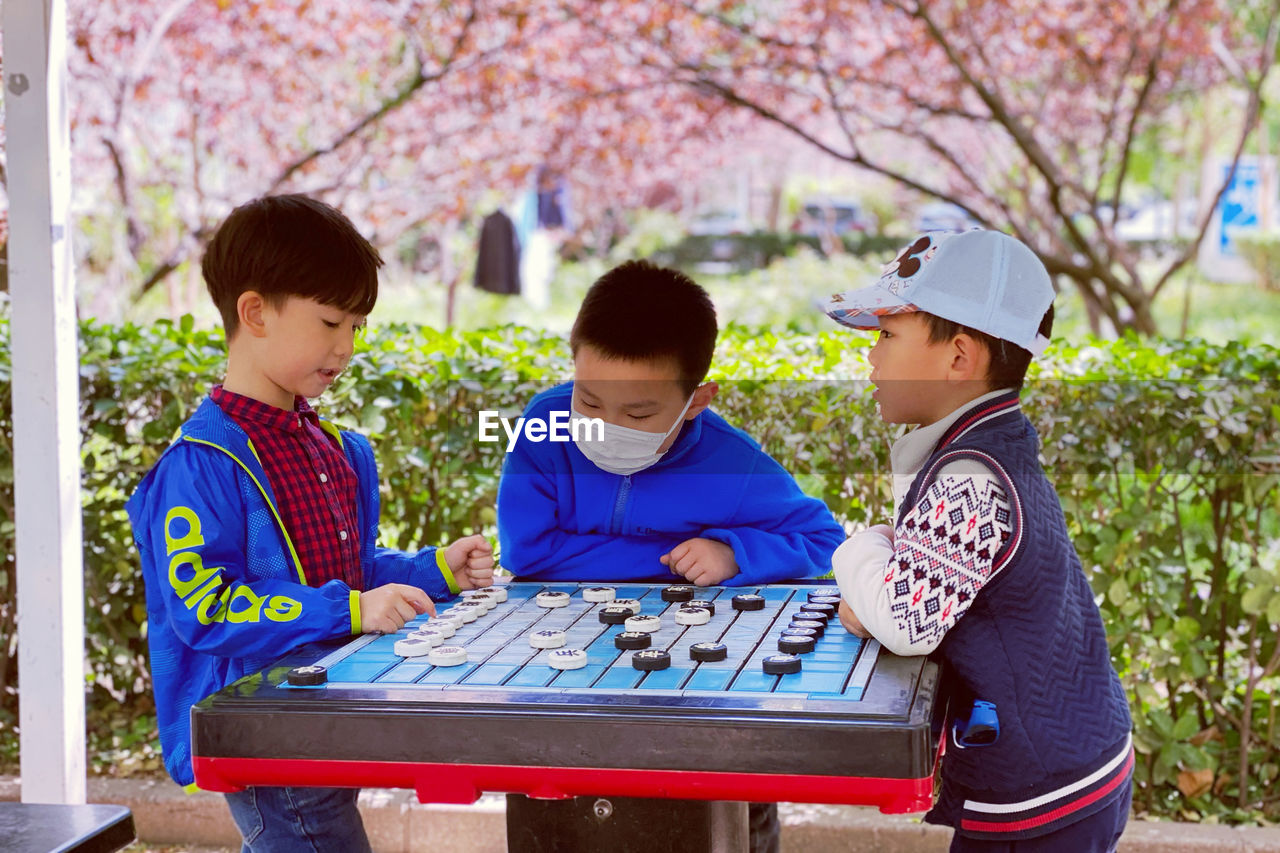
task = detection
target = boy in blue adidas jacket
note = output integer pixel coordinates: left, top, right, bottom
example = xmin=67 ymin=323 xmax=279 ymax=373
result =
xmin=127 ymin=195 xmax=494 ymax=852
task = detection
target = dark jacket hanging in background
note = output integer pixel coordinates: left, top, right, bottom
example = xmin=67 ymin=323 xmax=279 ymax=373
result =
xmin=474 ymin=211 xmax=522 ymax=295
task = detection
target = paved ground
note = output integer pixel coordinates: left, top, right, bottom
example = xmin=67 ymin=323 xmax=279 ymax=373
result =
xmin=4 ymin=776 xmax=1279 ymax=852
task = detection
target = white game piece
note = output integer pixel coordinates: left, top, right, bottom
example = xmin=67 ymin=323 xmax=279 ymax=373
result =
xmin=611 ymin=598 xmax=642 ymax=614
xmin=421 ymin=618 xmax=457 ymax=638
xmin=529 ymin=629 xmax=567 ymax=649
xmin=467 ymin=585 xmax=507 ymax=603
xmin=429 ymin=645 xmax=468 ymax=667
xmin=448 ymin=606 xmax=478 ymax=623
xmin=463 ymin=589 xmax=496 ymax=605
xmin=407 ymin=628 xmax=447 ymax=647
xmin=546 ymin=648 xmax=589 ymax=670
xmin=457 ymin=598 xmax=493 ymax=614
xmin=394 ymin=637 xmax=434 ymax=657
xmin=624 ymin=614 xmax=662 ymax=633
xmin=536 ymin=591 xmax=571 ymax=608
xmin=582 ymin=586 xmax=617 ymax=603
xmin=675 ymin=606 xmax=711 ymax=626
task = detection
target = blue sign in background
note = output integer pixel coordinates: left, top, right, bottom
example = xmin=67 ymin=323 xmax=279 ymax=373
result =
xmin=1218 ymin=161 xmax=1262 ymax=256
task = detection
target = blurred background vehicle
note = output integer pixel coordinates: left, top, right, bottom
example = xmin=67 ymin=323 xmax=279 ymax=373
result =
xmin=913 ymin=201 xmax=982 ymax=232
xmin=792 ymin=197 xmax=876 ymax=237
xmin=688 ymin=208 xmax=752 ymax=236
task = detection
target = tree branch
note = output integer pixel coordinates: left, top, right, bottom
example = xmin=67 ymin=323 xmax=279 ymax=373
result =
xmin=264 ymin=4 xmax=480 ymax=193
xmin=1151 ymin=10 xmax=1279 ymax=300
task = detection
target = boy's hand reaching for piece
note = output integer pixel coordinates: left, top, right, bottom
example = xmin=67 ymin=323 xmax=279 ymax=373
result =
xmin=838 ymin=599 xmax=872 ymax=639
xmin=359 ymin=583 xmax=434 ymax=633
xmin=445 ymin=534 xmax=496 ymax=590
xmin=661 ymin=538 xmax=739 ymax=586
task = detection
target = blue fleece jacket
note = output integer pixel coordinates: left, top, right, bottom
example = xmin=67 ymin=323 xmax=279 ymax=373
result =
xmin=126 ymin=396 xmax=459 ymax=789
xmin=497 ymin=384 xmax=844 ymax=584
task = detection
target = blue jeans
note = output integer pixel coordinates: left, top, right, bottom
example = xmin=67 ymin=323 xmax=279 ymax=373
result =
xmin=224 ymin=786 xmax=371 ymax=853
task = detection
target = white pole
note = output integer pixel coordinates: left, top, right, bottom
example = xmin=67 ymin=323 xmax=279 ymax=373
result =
xmin=3 ymin=0 xmax=86 ymax=804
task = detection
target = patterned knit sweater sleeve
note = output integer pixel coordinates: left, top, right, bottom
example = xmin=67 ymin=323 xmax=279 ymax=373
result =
xmin=834 ymin=461 xmax=1012 ymax=656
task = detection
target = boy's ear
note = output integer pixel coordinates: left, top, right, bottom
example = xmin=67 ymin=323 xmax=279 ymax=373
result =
xmin=685 ymin=381 xmax=719 ymax=419
xmin=949 ymin=334 xmax=990 ymax=381
xmin=237 ymin=291 xmax=270 ymax=339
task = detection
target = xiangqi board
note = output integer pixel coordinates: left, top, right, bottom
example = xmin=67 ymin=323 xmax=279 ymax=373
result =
xmin=191 ymin=581 xmax=941 ymax=813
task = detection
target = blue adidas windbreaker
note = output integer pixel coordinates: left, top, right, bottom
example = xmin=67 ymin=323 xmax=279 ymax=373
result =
xmin=126 ymin=397 xmax=459 ymax=789
xmin=497 ymin=384 xmax=845 ymax=584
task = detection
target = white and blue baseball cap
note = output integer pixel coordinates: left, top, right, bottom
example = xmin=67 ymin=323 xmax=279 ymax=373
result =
xmin=823 ymin=229 xmax=1055 ymax=356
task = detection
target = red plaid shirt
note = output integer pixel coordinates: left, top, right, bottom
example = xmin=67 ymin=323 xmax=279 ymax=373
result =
xmin=211 ymin=385 xmax=364 ymax=590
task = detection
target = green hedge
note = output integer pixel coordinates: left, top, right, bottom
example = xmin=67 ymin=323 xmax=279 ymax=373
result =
xmin=648 ymin=230 xmax=904 ymax=273
xmin=1 ymin=312 xmax=1278 ymax=822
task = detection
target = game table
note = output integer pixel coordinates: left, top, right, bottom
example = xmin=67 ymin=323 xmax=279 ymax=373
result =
xmin=192 ymin=581 xmax=942 ymax=850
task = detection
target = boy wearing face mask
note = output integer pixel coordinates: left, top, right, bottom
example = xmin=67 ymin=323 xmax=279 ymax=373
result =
xmin=496 ymin=260 xmax=845 ymax=587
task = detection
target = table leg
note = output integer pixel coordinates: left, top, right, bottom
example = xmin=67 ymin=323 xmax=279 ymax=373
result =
xmin=505 ymin=794 xmax=749 ymax=852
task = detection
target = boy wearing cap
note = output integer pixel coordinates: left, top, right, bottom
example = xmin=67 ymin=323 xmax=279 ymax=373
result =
xmin=824 ymin=230 xmax=1132 ymax=851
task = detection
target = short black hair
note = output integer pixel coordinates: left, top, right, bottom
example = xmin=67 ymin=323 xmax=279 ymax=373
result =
xmin=202 ymin=194 xmax=382 ymax=338
xmin=570 ymin=260 xmax=717 ymax=394
xmin=921 ymin=304 xmax=1055 ymax=391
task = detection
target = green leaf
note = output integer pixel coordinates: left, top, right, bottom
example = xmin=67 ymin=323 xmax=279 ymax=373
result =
xmin=1242 ymin=584 xmax=1273 ymax=615
xmin=1267 ymin=593 xmax=1280 ymax=626
xmin=1108 ymin=578 xmax=1130 ymax=607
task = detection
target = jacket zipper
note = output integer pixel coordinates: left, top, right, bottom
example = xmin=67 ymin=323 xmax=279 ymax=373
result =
xmin=610 ymin=475 xmax=632 ymax=535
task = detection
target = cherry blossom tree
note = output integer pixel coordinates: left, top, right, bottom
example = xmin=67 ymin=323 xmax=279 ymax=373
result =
xmin=589 ymin=0 xmax=1278 ymax=333
xmin=2 ymin=0 xmax=1273 ymax=333
xmin=60 ymin=0 xmax=736 ymax=314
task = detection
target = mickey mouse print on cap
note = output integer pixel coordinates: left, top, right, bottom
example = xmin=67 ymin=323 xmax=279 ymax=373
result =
xmin=822 ymin=229 xmax=1054 ymax=356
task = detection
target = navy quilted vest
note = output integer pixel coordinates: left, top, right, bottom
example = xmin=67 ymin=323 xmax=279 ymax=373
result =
xmin=901 ymin=392 xmax=1133 ymax=840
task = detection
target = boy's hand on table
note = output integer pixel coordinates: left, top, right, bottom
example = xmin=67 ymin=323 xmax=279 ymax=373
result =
xmin=359 ymin=583 xmax=435 ymax=633
xmin=445 ymin=534 xmax=496 ymax=590
xmin=661 ymin=538 xmax=739 ymax=587
xmin=838 ymin=599 xmax=872 ymax=639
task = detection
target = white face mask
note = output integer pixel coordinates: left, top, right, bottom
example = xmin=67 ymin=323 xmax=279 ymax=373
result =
xmin=570 ymin=394 xmax=695 ymax=476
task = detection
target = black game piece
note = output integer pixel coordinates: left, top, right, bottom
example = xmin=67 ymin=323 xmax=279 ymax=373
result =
xmin=809 ymin=595 xmax=842 ymax=606
xmin=790 ymin=618 xmax=825 ymax=637
xmin=661 ymin=585 xmax=696 ymax=602
xmin=801 ymin=602 xmax=837 ymax=618
xmin=781 ymin=627 xmax=818 ymax=640
xmin=762 ymin=654 xmax=802 ymax=675
xmin=687 ymin=599 xmax=715 ymax=615
xmin=287 ymin=665 xmax=327 ymax=686
xmin=615 ymin=631 xmax=653 ymax=650
xmin=807 ymin=590 xmax=838 ymax=602
xmin=632 ymin=649 xmax=672 ymax=671
xmin=794 ymin=608 xmax=830 ymax=624
xmin=689 ymin=642 xmax=728 ymax=662
xmin=779 ymin=635 xmax=816 ymax=655
xmin=599 ymin=606 xmax=632 ymax=625
xmin=731 ymin=594 xmax=765 ymax=611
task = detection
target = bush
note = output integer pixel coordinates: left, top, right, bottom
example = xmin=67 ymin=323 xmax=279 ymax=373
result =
xmin=0 ymin=311 xmax=1278 ymax=822
xmin=1235 ymin=232 xmax=1280 ymax=292
xmin=648 ymin=230 xmax=904 ymax=274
